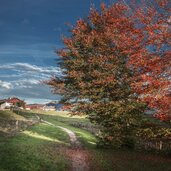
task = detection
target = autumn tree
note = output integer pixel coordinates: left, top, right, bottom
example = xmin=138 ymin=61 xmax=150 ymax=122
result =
xmin=47 ymin=0 xmax=170 ymax=147
xmin=48 ymin=3 xmax=146 ymax=147
xmin=122 ymin=0 xmax=171 ymax=121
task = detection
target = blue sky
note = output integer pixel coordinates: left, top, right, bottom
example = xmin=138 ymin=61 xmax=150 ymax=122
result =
xmin=0 ymin=0 xmax=117 ymax=104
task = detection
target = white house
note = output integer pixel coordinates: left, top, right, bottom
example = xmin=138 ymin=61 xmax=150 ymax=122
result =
xmin=43 ymin=105 xmax=56 ymax=111
xmin=0 ymin=102 xmax=13 ymax=110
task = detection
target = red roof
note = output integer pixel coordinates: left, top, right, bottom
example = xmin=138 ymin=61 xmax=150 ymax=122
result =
xmin=6 ymin=97 xmax=24 ymax=103
xmin=26 ymin=104 xmax=44 ymax=109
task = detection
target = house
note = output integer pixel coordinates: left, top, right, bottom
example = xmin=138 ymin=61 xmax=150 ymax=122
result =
xmin=8 ymin=97 xmax=26 ymax=109
xmin=0 ymin=102 xmax=13 ymax=110
xmin=25 ymin=106 xmax=31 ymax=110
xmin=0 ymin=97 xmax=26 ymax=110
xmin=43 ymin=105 xmax=56 ymax=111
xmin=6 ymin=97 xmax=26 ymax=108
xmin=26 ymin=104 xmax=45 ymax=110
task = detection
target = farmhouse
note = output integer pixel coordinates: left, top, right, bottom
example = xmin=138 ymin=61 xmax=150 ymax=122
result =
xmin=0 ymin=102 xmax=13 ymax=110
xmin=0 ymin=97 xmax=25 ymax=110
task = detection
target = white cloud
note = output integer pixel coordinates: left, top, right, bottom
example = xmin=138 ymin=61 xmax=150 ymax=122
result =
xmin=12 ymin=78 xmax=40 ymax=89
xmin=0 ymin=62 xmax=62 ymax=75
xmin=0 ymin=84 xmax=60 ymax=104
xmin=0 ymin=43 xmax=62 ymax=56
xmin=0 ymin=62 xmax=62 ymax=102
xmin=0 ymin=62 xmax=63 ymax=90
xmin=0 ymin=80 xmax=13 ymax=89
xmin=0 ymin=79 xmax=37 ymax=90
xmin=0 ymin=73 xmax=25 ymax=78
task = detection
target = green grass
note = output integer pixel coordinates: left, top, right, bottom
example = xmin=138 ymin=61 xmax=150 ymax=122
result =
xmin=1 ymin=110 xmax=171 ymax=171
xmin=17 ymin=110 xmax=89 ymax=124
xmin=41 ymin=115 xmax=97 ymax=148
xmin=0 ymin=122 xmax=71 ymax=171
xmin=36 ymin=112 xmax=171 ymax=171
xmin=0 ymin=110 xmax=25 ymax=120
xmin=19 ymin=110 xmax=98 ymax=147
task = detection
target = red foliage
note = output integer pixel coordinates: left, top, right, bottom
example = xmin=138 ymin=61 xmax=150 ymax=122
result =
xmin=48 ymin=1 xmax=171 ymax=121
xmin=92 ymin=0 xmax=171 ymax=120
xmin=126 ymin=0 xmax=171 ymax=120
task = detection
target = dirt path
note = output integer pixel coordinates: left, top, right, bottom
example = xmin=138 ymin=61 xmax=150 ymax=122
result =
xmin=41 ymin=120 xmax=89 ymax=171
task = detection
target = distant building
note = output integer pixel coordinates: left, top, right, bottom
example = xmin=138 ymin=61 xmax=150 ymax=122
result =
xmin=0 ymin=97 xmax=25 ymax=110
xmin=0 ymin=102 xmax=13 ymax=110
xmin=26 ymin=104 xmax=45 ymax=110
xmin=25 ymin=106 xmax=31 ymax=110
xmin=26 ymin=103 xmax=56 ymax=111
xmin=6 ymin=97 xmax=26 ymax=109
xmin=43 ymin=105 xmax=56 ymax=111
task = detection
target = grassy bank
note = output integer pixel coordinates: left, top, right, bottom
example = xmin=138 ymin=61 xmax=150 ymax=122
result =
xmin=35 ymin=112 xmax=171 ymax=171
xmin=0 ymin=110 xmax=25 ymax=120
xmin=0 ymin=122 xmax=71 ymax=171
xmin=1 ymin=110 xmax=171 ymax=171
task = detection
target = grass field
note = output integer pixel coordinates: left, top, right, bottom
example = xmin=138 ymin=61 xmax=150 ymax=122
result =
xmin=0 ymin=110 xmax=171 ymax=171
xmin=0 ymin=110 xmax=25 ymax=120
xmin=0 ymin=122 xmax=71 ymax=171
xmin=39 ymin=112 xmax=171 ymax=171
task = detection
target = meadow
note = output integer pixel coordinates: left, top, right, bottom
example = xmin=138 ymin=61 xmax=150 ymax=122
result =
xmin=0 ymin=110 xmax=171 ymax=171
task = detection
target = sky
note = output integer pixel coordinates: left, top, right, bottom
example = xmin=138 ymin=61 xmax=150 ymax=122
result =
xmin=0 ymin=0 xmax=118 ymax=104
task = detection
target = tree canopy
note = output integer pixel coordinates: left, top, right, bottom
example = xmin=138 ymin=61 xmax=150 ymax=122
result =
xmin=47 ymin=0 xmax=171 ymax=146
